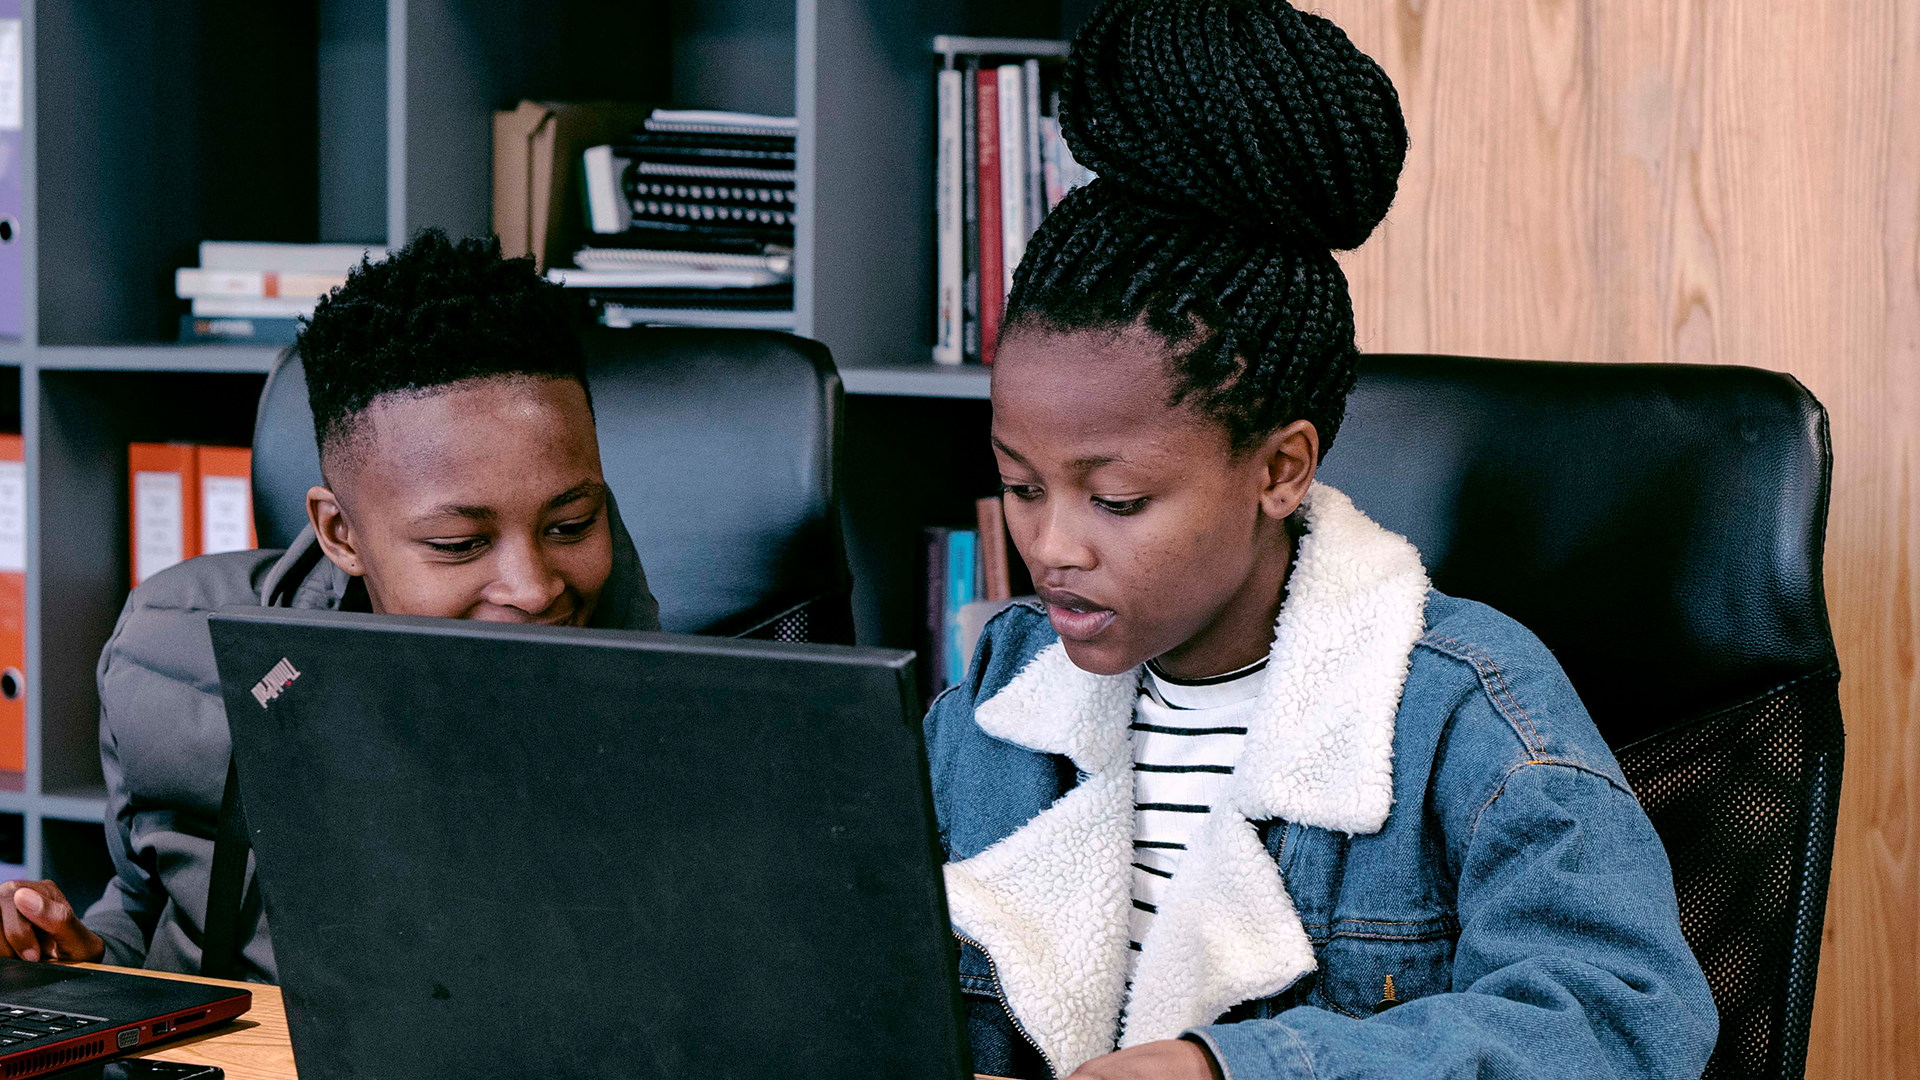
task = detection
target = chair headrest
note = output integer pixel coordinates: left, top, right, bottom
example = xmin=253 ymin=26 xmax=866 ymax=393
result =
xmin=1320 ymin=355 xmax=1836 ymax=750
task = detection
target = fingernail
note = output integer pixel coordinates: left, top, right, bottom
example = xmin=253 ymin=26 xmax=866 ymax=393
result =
xmin=13 ymin=891 xmax=38 ymax=915
xmin=19 ymin=949 xmax=34 ymax=962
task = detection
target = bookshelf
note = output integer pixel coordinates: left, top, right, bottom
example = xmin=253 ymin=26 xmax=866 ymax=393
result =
xmin=7 ymin=0 xmax=1090 ymax=910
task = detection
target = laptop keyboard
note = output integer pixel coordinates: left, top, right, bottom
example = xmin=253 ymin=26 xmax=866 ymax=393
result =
xmin=0 ymin=1005 xmax=104 ymax=1047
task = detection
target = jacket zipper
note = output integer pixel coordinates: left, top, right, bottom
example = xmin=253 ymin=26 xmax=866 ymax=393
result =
xmin=953 ymin=930 xmax=1057 ymax=1080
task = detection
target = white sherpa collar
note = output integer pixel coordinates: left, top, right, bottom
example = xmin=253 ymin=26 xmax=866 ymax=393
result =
xmin=943 ymin=484 xmax=1430 ymax=1072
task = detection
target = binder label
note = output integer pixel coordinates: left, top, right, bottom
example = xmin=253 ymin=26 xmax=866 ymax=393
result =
xmin=133 ymin=470 xmax=185 ymax=584
xmin=0 ymin=459 xmax=20 ymax=573
xmin=0 ymin=20 xmax=18 ymax=132
xmin=202 ymin=474 xmax=252 ymax=555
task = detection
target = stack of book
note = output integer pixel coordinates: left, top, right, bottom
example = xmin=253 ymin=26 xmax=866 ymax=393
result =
xmin=931 ymin=38 xmax=1096 ymax=366
xmin=556 ymin=109 xmax=797 ymax=328
xmin=923 ymin=495 xmax=1033 ymax=700
xmin=174 ymin=242 xmax=387 ymax=344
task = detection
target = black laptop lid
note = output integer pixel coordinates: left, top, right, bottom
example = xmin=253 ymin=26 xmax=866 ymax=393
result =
xmin=208 ymin=609 xmax=965 ymax=1080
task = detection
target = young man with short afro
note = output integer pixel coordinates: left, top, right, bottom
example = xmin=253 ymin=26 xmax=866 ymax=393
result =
xmin=0 ymin=230 xmax=660 ymax=979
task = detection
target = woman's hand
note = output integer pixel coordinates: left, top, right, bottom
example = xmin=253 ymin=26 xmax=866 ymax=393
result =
xmin=1066 ymin=1039 xmax=1224 ymax=1080
xmin=0 ymin=880 xmax=106 ymax=963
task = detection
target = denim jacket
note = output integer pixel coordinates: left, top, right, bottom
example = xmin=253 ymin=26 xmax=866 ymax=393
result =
xmin=923 ymin=485 xmax=1717 ymax=1080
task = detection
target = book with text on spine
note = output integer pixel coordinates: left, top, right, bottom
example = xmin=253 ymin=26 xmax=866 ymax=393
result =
xmin=934 ymin=67 xmax=965 ymax=364
xmin=976 ymin=68 xmax=1003 ymax=366
xmin=996 ymin=64 xmax=1028 ymax=300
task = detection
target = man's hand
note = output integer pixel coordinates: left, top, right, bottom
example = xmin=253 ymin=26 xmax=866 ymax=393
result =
xmin=1067 ymin=1039 xmax=1224 ymax=1080
xmin=0 ymin=881 xmax=105 ymax=963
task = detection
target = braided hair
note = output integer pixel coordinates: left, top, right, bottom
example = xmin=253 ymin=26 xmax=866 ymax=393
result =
xmin=1004 ymin=0 xmax=1406 ymax=456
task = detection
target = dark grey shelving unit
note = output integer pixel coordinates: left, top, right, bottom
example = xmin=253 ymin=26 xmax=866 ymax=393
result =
xmin=11 ymin=0 xmax=1080 ymax=902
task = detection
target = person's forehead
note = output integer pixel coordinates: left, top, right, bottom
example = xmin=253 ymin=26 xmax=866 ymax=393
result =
xmin=338 ymin=379 xmax=599 ymax=499
xmin=991 ymin=329 xmax=1216 ymax=466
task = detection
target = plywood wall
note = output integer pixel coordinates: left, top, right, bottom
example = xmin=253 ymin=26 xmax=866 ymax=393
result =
xmin=1310 ymin=1 xmax=1918 ymax=1073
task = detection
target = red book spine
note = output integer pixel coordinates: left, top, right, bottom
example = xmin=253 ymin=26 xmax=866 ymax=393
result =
xmin=976 ymin=68 xmax=1003 ymax=366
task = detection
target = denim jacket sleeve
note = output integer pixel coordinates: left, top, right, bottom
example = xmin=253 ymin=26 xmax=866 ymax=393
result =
xmin=1190 ymin=689 xmax=1719 ymax=1079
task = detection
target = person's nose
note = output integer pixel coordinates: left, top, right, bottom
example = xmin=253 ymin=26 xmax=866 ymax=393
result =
xmin=483 ymin=537 xmax=568 ymax=617
xmin=1025 ymin=500 xmax=1097 ymax=574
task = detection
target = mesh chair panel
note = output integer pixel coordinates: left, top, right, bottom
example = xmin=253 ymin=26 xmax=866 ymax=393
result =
xmin=1616 ymin=668 xmax=1843 ymax=1080
xmin=729 ymin=593 xmax=855 ymax=646
xmin=764 ymin=607 xmax=811 ymax=644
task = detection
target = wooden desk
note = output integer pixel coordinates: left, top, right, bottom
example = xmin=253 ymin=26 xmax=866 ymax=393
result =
xmin=75 ymin=965 xmax=293 ymax=1080
xmin=71 ymin=965 xmax=1013 ymax=1080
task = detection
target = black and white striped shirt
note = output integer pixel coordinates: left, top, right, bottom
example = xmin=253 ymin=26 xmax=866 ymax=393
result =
xmin=1128 ymin=655 xmax=1266 ymax=971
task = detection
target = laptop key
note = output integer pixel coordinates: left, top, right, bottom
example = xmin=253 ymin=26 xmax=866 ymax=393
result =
xmin=22 ymin=1014 xmax=56 ymax=1023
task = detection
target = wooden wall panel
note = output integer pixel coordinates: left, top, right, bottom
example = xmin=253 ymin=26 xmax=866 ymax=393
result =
xmin=1313 ymin=1 xmax=1919 ymax=1074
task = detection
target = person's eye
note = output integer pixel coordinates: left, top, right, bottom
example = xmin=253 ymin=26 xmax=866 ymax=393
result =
xmin=999 ymin=482 xmax=1042 ymax=501
xmin=1093 ymin=496 xmax=1149 ymax=516
xmin=422 ymin=537 xmax=488 ymax=557
xmin=547 ymin=513 xmax=600 ymax=541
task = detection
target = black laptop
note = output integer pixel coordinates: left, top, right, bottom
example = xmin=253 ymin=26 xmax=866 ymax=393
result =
xmin=0 ymin=960 xmax=248 ymax=1077
xmin=208 ymin=608 xmax=969 ymax=1080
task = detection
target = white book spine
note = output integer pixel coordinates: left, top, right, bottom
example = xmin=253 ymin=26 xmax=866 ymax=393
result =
xmin=190 ymin=296 xmax=318 ymax=318
xmin=934 ymin=69 xmax=965 ymax=364
xmin=176 ymin=269 xmax=263 ymax=298
xmin=176 ymin=268 xmax=345 ymax=299
xmin=1023 ymin=58 xmax=1045 ymax=239
xmin=197 ymin=242 xmax=385 ymax=273
xmin=997 ymin=64 xmax=1027 ymax=297
xmin=583 ymin=145 xmax=630 ymax=234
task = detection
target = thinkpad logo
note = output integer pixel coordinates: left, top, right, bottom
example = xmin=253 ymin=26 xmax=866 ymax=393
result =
xmin=251 ymin=658 xmax=302 ymax=708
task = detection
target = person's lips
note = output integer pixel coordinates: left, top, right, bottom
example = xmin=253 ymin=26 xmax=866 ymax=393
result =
xmin=1038 ymin=587 xmax=1116 ymax=642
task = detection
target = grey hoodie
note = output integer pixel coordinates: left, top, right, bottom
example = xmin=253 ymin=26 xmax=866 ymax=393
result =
xmin=84 ymin=499 xmax=659 ymax=981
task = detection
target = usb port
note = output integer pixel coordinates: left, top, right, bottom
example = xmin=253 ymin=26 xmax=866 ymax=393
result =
xmin=150 ymin=1020 xmax=170 ymax=1036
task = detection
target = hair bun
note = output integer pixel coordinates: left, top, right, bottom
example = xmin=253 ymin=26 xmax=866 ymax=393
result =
xmin=1061 ymin=0 xmax=1407 ymax=251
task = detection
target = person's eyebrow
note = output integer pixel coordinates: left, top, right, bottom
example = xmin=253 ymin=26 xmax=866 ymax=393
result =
xmin=990 ymin=435 xmax=1030 ymax=465
xmin=992 ymin=435 xmax=1126 ymax=473
xmin=410 ymin=481 xmax=607 ymax=528
xmin=412 ymin=502 xmax=495 ymax=527
xmin=544 ymin=479 xmax=609 ymax=513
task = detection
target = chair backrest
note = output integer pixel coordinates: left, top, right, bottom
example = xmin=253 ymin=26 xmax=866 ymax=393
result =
xmin=1319 ymin=354 xmax=1842 ymax=1080
xmin=251 ymin=327 xmax=852 ymax=643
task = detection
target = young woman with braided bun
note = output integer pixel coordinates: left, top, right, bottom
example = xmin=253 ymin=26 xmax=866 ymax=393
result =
xmin=923 ymin=2 xmax=1718 ymax=1078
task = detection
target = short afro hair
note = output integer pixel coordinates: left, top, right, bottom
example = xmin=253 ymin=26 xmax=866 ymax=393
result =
xmin=296 ymin=228 xmax=589 ymax=464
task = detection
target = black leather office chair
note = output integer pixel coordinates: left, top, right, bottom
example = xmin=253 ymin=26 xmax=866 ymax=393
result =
xmin=1319 ymin=355 xmax=1842 ymax=1080
xmin=250 ymin=327 xmax=853 ymax=643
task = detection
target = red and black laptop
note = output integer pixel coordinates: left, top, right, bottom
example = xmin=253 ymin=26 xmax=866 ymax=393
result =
xmin=0 ymin=959 xmax=250 ymax=1077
